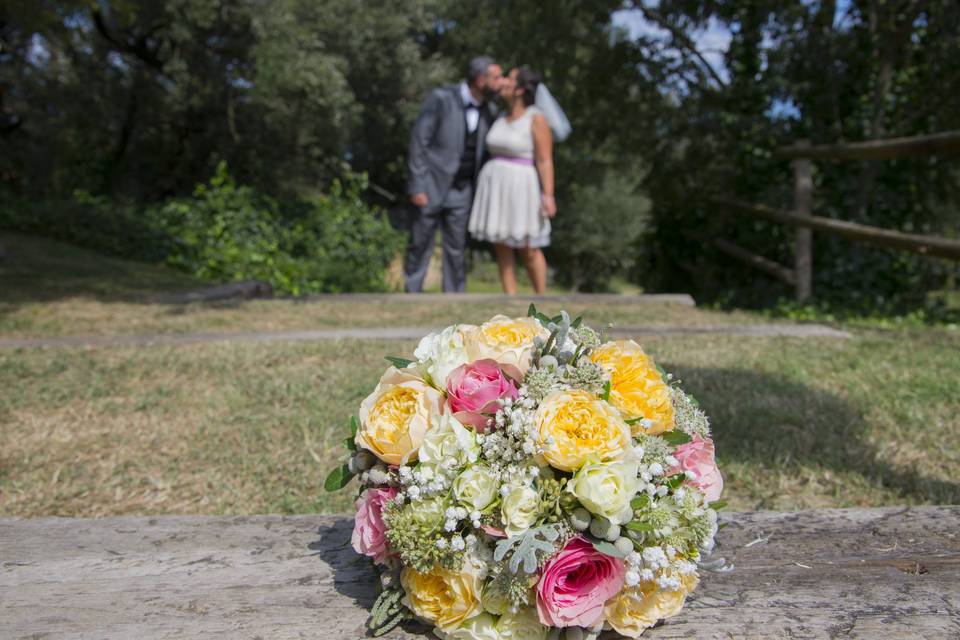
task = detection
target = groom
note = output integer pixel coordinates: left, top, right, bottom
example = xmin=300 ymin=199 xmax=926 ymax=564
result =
xmin=404 ymin=56 xmax=503 ymax=293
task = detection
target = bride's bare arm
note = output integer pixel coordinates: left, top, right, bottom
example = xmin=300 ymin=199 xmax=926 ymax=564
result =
xmin=532 ymin=113 xmax=556 ymax=218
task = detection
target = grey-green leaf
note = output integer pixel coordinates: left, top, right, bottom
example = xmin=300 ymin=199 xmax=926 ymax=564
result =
xmin=591 ymin=539 xmax=628 ymax=558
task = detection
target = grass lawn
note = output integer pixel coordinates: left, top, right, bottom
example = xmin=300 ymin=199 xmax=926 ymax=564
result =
xmin=2 ymin=232 xmax=958 ymax=517
xmin=2 ymin=331 xmax=958 ymax=517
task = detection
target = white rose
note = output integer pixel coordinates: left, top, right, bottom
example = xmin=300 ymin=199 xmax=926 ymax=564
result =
xmin=414 ymin=324 xmax=474 ymax=388
xmin=454 ymin=465 xmax=500 ymax=512
xmin=568 ymin=459 xmax=640 ymax=525
xmin=501 ymin=485 xmax=540 ymax=537
xmin=419 ymin=414 xmax=479 ymax=469
xmin=496 ymin=607 xmax=548 ymax=640
xmin=441 ymin=612 xmax=501 ymax=640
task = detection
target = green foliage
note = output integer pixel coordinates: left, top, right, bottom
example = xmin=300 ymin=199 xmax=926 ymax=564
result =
xmin=5 ymin=0 xmax=960 ymax=309
xmin=550 ymin=172 xmax=651 ymax=292
xmin=154 ymin=163 xmax=403 ymax=295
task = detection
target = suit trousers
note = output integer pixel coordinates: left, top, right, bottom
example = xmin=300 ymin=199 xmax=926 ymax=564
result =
xmin=404 ymin=184 xmax=472 ymax=293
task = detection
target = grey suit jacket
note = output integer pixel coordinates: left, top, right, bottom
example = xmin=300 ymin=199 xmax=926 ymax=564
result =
xmin=407 ymin=85 xmax=496 ymax=212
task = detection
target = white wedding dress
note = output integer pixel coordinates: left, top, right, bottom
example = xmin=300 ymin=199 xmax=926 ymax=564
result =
xmin=468 ymin=107 xmax=551 ymax=249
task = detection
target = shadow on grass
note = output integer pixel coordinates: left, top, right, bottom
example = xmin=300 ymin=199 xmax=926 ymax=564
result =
xmin=0 ymin=231 xmax=203 ymax=308
xmin=667 ymin=364 xmax=960 ymax=505
xmin=313 ymin=519 xmax=431 ymax=638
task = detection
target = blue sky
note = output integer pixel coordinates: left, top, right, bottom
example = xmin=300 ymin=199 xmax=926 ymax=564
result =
xmin=611 ymin=0 xmax=857 ymax=88
xmin=609 ymin=2 xmax=857 ymax=120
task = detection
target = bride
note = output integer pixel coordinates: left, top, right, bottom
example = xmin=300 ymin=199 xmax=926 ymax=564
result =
xmin=468 ymin=66 xmax=562 ymax=295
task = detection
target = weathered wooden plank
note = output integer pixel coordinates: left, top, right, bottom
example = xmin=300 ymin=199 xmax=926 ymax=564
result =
xmin=711 ymin=237 xmax=797 ymax=286
xmin=776 ymin=130 xmax=960 ymax=160
xmin=1 ymin=507 xmax=958 ymax=639
xmin=712 ymin=196 xmax=960 ymax=261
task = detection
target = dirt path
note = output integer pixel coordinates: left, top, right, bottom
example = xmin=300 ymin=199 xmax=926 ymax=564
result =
xmin=0 ymin=322 xmax=850 ymax=350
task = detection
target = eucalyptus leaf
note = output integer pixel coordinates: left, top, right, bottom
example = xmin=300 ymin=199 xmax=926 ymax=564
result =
xmin=324 ymin=463 xmax=354 ymax=492
xmin=591 ymin=539 xmax=629 ymax=558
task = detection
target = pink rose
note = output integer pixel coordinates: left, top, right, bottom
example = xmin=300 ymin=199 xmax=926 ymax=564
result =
xmin=536 ymin=536 xmax=625 ymax=628
xmin=351 ymin=487 xmax=397 ymax=564
xmin=446 ymin=359 xmax=519 ymax=431
xmin=670 ymin=436 xmax=724 ymax=503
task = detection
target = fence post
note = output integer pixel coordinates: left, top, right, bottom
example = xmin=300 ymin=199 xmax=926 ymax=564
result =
xmin=792 ymin=140 xmax=813 ymax=303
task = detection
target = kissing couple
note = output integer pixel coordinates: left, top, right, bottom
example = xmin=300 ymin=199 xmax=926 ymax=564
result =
xmin=404 ymin=56 xmax=570 ymax=295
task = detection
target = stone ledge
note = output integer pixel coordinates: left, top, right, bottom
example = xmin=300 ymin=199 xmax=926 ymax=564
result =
xmin=1 ymin=507 xmax=958 ymax=639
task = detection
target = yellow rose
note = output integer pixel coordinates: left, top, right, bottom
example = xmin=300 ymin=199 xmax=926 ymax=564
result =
xmin=356 ymin=367 xmax=444 ymax=465
xmin=590 ymin=340 xmax=675 ymax=436
xmin=464 ymin=315 xmax=549 ymax=378
xmin=535 ymin=390 xmax=631 ymax=472
xmin=401 ymin=560 xmax=484 ymax=632
xmin=603 ymin=572 xmax=699 ymax=638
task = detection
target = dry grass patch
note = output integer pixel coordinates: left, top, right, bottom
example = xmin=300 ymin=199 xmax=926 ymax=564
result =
xmin=0 ymin=298 xmax=763 ymax=339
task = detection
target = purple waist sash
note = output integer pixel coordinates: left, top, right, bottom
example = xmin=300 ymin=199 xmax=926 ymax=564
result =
xmin=492 ymin=155 xmax=534 ymax=166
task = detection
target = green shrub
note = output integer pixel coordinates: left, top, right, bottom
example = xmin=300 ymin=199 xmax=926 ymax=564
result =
xmin=154 ymin=162 xmax=403 ymax=294
xmin=550 ymin=172 xmax=651 ymax=292
xmin=2 ymin=164 xmax=403 ymax=295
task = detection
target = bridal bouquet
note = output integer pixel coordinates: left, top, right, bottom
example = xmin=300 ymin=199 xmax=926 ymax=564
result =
xmin=325 ymin=307 xmax=724 ymax=639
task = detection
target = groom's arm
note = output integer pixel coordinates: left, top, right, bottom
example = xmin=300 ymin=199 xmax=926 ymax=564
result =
xmin=407 ymin=89 xmax=444 ymax=203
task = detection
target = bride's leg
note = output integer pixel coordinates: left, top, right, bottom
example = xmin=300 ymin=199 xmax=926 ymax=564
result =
xmin=494 ymin=243 xmax=518 ymax=295
xmin=521 ymin=247 xmax=547 ymax=294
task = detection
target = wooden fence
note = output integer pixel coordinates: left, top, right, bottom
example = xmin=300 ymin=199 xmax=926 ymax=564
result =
xmin=709 ymin=131 xmax=960 ymax=303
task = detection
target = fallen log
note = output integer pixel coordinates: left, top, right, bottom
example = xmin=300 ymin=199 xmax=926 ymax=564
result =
xmin=1 ymin=506 xmax=958 ymax=639
xmin=150 ymin=280 xmax=274 ymax=305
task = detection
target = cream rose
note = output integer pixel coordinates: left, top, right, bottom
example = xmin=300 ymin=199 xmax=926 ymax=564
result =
xmin=501 ymin=485 xmax=540 ymax=537
xmin=453 ymin=465 xmax=500 ymax=513
xmin=356 ymin=367 xmax=444 ymax=465
xmin=603 ymin=572 xmax=699 ymax=638
xmin=464 ymin=315 xmax=549 ymax=378
xmin=401 ymin=558 xmax=485 ymax=632
xmin=535 ymin=389 xmax=632 ymax=472
xmin=568 ymin=459 xmax=640 ymax=525
xmin=414 ymin=324 xmax=476 ymax=388
xmin=496 ymin=607 xmax=548 ymax=640
xmin=419 ymin=414 xmax=479 ymax=469
xmin=441 ymin=613 xmax=500 ymax=640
